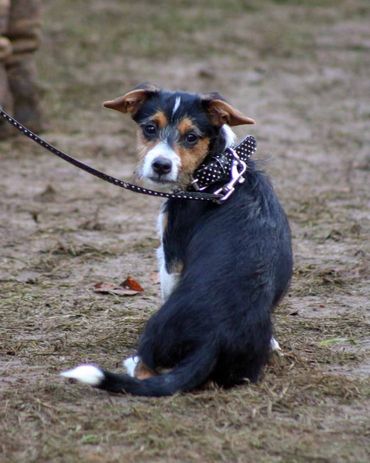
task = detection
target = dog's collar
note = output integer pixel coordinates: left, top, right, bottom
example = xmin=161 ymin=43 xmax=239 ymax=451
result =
xmin=191 ymin=135 xmax=256 ymax=193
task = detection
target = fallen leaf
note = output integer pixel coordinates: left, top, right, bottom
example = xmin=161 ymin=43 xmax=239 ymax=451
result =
xmin=120 ymin=276 xmax=144 ymax=292
xmin=93 ymin=281 xmax=140 ymax=297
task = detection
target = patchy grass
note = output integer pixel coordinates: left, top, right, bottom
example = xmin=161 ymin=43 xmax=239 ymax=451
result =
xmin=1 ymin=0 xmax=370 ymax=462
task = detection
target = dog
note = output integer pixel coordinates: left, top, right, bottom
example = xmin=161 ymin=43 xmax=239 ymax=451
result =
xmin=61 ymin=83 xmax=293 ymax=396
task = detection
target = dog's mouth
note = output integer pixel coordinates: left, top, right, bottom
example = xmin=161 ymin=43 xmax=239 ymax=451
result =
xmin=134 ymin=172 xmax=181 ymax=192
xmin=148 ymin=175 xmax=177 ymax=185
xmin=148 ymin=172 xmax=193 ymax=190
xmin=135 ymin=163 xmax=193 ymax=191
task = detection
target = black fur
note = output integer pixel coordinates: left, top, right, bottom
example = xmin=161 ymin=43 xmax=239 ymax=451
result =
xmin=142 ymin=160 xmax=292 ymax=380
xmin=96 ymin=166 xmax=293 ymax=395
xmin=69 ymin=89 xmax=293 ymax=396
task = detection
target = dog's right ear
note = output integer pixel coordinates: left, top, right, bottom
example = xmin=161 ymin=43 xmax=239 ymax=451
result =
xmin=103 ymin=83 xmax=159 ymax=115
xmin=202 ymin=92 xmax=255 ymax=127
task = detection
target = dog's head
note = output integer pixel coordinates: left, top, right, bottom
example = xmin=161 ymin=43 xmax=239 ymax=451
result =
xmin=104 ymin=83 xmax=255 ymax=188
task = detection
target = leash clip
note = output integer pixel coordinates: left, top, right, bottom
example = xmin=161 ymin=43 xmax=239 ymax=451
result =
xmin=214 ymin=149 xmax=247 ymax=203
xmin=190 ymin=177 xmax=207 ymax=192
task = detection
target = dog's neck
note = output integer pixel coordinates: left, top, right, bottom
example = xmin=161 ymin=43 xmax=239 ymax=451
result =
xmin=190 ymin=127 xmax=256 ymax=193
xmin=208 ymin=124 xmax=236 ymax=160
xmin=221 ymin=124 xmax=237 ymax=148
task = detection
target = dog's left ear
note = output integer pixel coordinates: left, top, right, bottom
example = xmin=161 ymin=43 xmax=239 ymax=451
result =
xmin=103 ymin=83 xmax=159 ymax=115
xmin=202 ymin=93 xmax=255 ymax=126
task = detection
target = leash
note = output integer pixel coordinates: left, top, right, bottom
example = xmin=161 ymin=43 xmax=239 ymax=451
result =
xmin=0 ymin=106 xmax=256 ymax=203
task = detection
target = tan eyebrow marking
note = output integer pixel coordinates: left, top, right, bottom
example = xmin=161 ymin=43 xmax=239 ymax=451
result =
xmin=151 ymin=111 xmax=168 ymax=129
xmin=177 ymin=117 xmax=197 ymax=136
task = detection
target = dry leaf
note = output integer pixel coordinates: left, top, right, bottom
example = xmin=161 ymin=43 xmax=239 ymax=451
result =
xmin=93 ymin=281 xmax=140 ymax=297
xmin=120 ymin=276 xmax=144 ymax=292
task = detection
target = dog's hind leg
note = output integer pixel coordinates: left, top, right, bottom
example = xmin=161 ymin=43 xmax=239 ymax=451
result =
xmin=123 ymin=356 xmax=157 ymax=379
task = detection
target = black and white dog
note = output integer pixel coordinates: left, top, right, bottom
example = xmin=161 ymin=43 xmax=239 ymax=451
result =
xmin=61 ymin=84 xmax=293 ymax=396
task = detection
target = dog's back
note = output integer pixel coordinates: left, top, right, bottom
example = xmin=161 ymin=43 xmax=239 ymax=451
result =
xmin=138 ymin=160 xmax=293 ymax=389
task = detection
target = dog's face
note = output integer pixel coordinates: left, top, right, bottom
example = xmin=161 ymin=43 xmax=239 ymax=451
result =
xmin=104 ymin=84 xmax=255 ymax=188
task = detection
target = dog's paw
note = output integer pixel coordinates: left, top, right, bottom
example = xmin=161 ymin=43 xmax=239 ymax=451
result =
xmin=270 ymin=337 xmax=284 ymax=357
xmin=123 ymin=356 xmax=140 ymax=377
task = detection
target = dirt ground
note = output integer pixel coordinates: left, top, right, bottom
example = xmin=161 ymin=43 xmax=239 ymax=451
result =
xmin=1 ymin=0 xmax=369 ymax=462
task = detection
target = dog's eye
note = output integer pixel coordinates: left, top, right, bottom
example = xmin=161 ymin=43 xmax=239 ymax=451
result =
xmin=185 ymin=133 xmax=199 ymax=145
xmin=143 ymin=124 xmax=157 ymax=137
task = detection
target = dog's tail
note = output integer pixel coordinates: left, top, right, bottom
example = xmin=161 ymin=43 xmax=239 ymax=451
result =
xmin=61 ymin=345 xmax=217 ymax=397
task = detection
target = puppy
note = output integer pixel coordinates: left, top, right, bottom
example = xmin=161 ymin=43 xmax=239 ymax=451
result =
xmin=61 ymin=84 xmax=293 ymax=396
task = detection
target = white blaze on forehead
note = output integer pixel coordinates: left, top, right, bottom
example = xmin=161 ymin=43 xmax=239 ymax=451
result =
xmin=172 ymin=96 xmax=181 ymax=117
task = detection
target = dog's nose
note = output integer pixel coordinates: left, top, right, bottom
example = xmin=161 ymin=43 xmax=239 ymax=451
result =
xmin=152 ymin=157 xmax=172 ymax=175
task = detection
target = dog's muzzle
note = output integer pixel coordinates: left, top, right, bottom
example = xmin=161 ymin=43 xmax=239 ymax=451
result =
xmin=141 ymin=142 xmax=180 ymax=183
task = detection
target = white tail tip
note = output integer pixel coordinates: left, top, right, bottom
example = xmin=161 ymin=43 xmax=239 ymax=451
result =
xmin=60 ymin=364 xmax=104 ymax=386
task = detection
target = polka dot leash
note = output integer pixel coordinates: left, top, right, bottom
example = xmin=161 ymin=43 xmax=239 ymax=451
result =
xmin=0 ymin=106 xmax=256 ymax=203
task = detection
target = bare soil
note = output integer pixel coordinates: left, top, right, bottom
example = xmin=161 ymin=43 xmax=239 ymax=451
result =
xmin=1 ymin=1 xmax=369 ymax=462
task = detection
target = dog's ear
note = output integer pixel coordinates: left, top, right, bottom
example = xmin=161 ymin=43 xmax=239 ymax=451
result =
xmin=103 ymin=83 xmax=160 ymax=115
xmin=202 ymin=92 xmax=255 ymax=126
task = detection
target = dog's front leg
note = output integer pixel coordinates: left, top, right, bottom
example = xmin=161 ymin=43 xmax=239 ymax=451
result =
xmin=157 ymin=244 xmax=180 ymax=302
xmin=123 ymin=209 xmax=179 ymax=376
xmin=157 ymin=208 xmax=181 ymax=302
